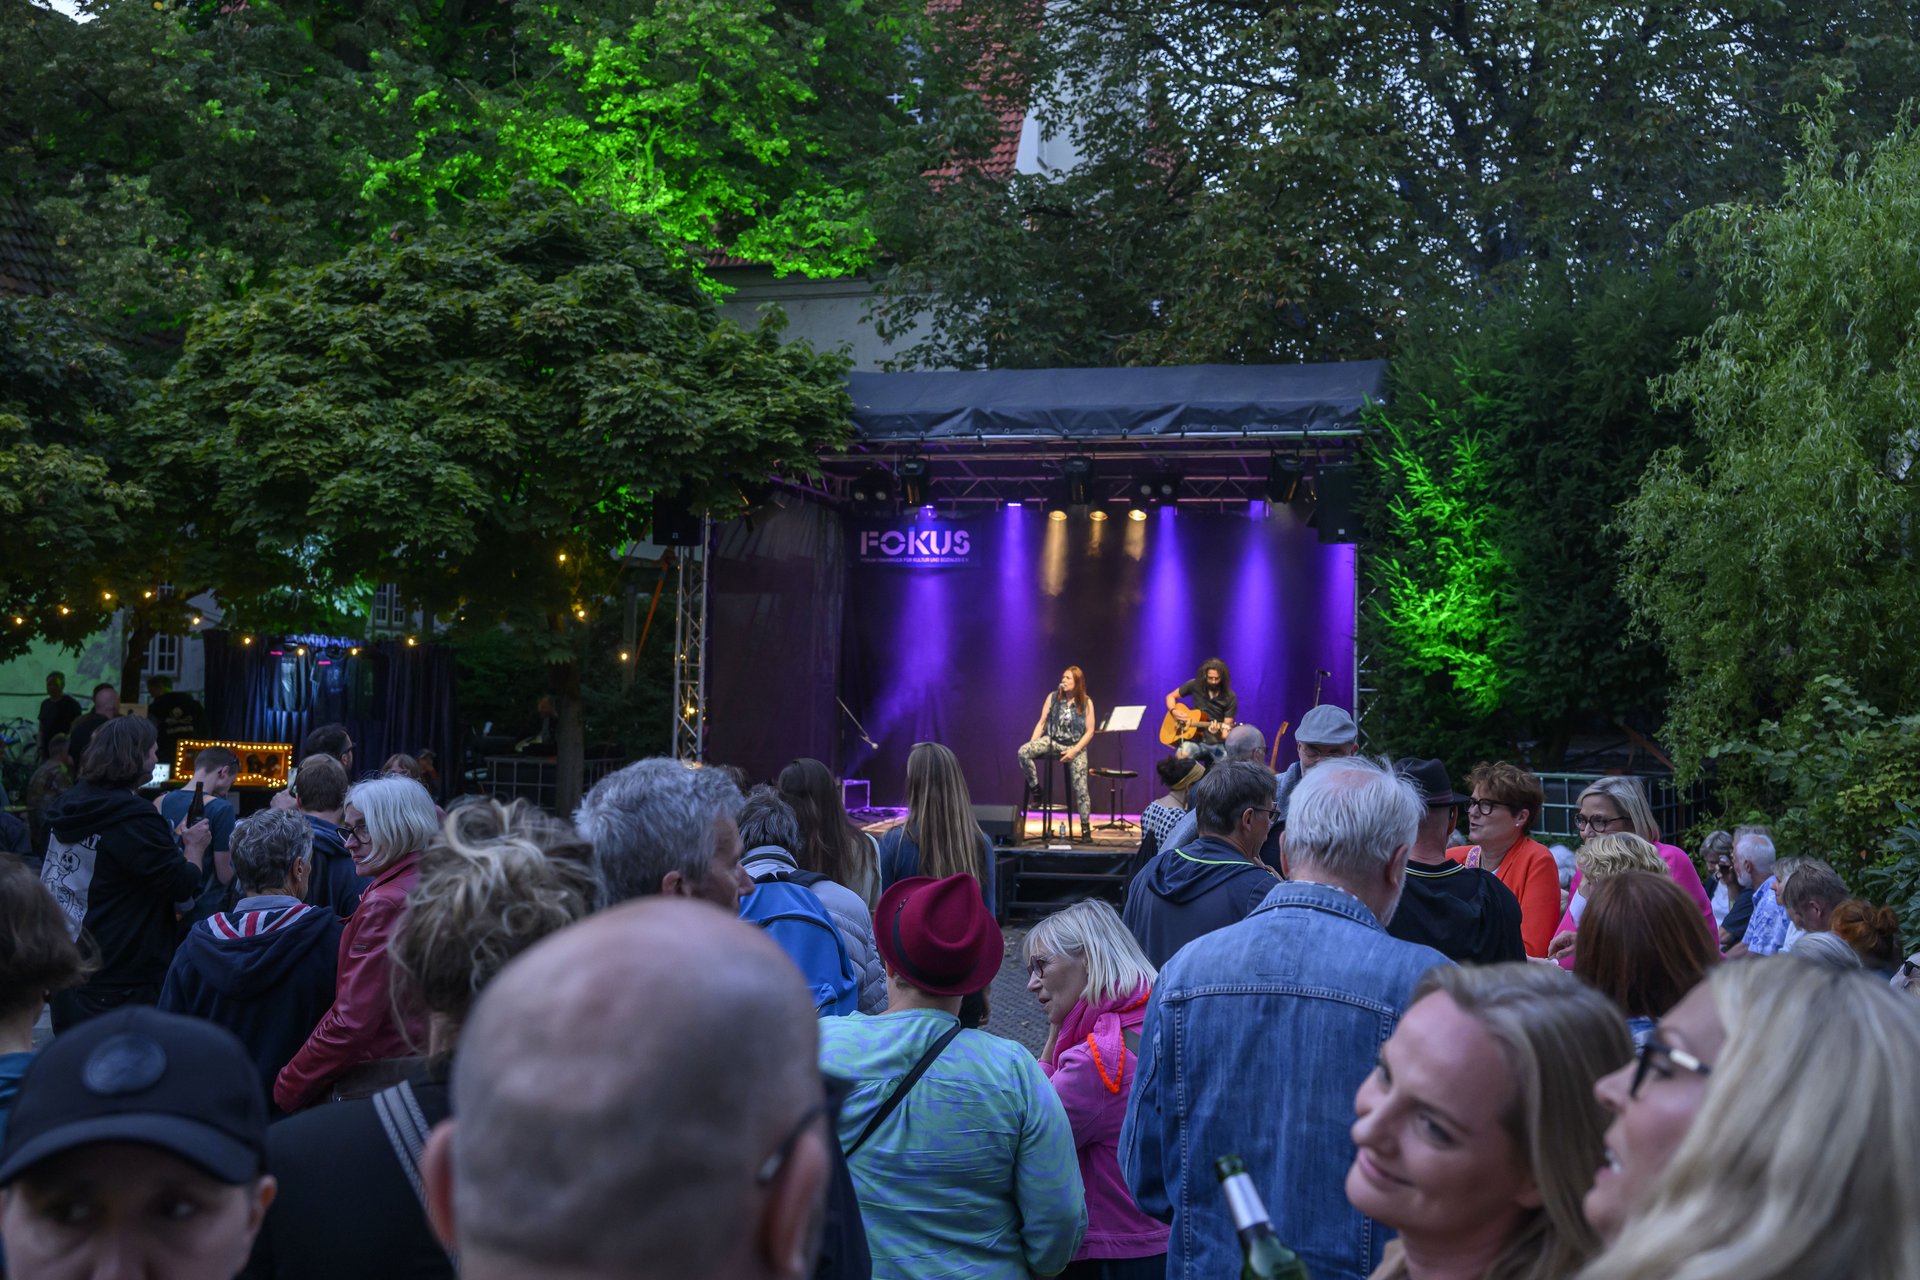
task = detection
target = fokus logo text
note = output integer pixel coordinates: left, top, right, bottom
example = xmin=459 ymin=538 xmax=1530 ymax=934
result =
xmin=857 ymin=526 xmax=974 ymax=565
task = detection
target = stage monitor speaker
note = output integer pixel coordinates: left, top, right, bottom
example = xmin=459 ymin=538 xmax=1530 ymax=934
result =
xmin=1316 ymin=464 xmax=1360 ymax=544
xmin=973 ymin=804 xmax=1017 ymax=844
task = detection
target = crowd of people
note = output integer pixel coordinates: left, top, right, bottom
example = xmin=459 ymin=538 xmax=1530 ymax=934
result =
xmin=2 ymin=708 xmax=1918 ymax=1280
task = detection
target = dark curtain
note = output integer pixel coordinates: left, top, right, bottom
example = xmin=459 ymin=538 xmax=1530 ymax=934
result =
xmin=706 ymin=502 xmax=846 ymax=784
xmin=203 ymin=632 xmax=459 ymax=797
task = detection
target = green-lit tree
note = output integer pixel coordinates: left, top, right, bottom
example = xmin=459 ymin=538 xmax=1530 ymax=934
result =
xmin=152 ymin=188 xmax=853 ymax=808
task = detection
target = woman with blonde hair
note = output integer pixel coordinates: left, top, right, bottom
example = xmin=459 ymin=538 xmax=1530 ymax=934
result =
xmin=249 ymin=798 xmax=596 ymax=1279
xmin=879 ymin=741 xmax=997 ymax=912
xmin=1578 ymin=958 xmax=1920 ymax=1280
xmin=1348 ymin=963 xmax=1632 ymax=1280
xmin=1026 ymin=900 xmax=1168 ymax=1277
xmin=275 ymin=775 xmax=442 ymax=1111
xmin=1567 ymin=777 xmax=1713 ymax=931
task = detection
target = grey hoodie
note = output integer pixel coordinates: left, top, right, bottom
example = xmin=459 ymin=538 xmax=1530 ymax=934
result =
xmin=742 ymin=846 xmax=887 ymax=1014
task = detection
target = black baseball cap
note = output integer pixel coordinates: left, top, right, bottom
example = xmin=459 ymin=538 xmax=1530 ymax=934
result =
xmin=0 ymin=1007 xmax=268 ymax=1186
xmin=1394 ymin=758 xmax=1472 ymax=808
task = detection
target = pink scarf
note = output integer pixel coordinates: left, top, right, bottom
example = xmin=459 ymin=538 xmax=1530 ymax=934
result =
xmin=1050 ymin=983 xmax=1152 ymax=1093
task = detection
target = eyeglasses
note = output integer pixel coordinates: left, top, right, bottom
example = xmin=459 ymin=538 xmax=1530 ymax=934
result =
xmin=1573 ymin=813 xmax=1628 ymax=833
xmin=1027 ymin=953 xmax=1054 ymax=979
xmin=1466 ymin=799 xmax=1512 ymax=816
xmin=1245 ymin=806 xmax=1282 ymax=824
xmin=755 ymin=1097 xmax=831 ymax=1186
xmin=341 ymin=821 xmax=371 ymax=845
xmin=1629 ymin=1035 xmax=1712 ymax=1100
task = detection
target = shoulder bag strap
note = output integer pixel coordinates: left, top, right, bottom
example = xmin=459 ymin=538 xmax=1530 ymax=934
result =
xmin=372 ymin=1080 xmax=457 ymax=1265
xmin=844 ymin=1022 xmax=963 ymax=1158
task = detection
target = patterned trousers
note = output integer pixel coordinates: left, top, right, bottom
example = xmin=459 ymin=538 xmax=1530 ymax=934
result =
xmin=1018 ymin=738 xmax=1092 ymax=823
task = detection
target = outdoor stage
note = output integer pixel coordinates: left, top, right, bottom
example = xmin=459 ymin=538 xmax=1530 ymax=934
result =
xmin=857 ymin=808 xmax=1148 ymax=921
xmin=701 ymin=359 xmax=1380 ymax=900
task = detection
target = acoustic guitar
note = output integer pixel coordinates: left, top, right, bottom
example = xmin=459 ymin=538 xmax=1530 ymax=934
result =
xmin=1158 ymin=703 xmax=1214 ymax=747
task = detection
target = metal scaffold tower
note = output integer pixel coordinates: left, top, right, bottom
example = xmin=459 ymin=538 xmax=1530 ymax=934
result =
xmin=671 ymin=519 xmax=711 ymax=761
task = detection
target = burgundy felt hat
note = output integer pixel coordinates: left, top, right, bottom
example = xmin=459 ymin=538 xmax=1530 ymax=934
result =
xmin=874 ymin=874 xmax=1003 ymax=997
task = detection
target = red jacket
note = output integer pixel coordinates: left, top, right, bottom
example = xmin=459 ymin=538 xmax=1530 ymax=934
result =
xmin=273 ymin=851 xmax=424 ymax=1112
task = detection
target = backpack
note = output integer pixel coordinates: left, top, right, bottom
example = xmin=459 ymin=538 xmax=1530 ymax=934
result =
xmin=741 ymin=870 xmax=861 ymax=1017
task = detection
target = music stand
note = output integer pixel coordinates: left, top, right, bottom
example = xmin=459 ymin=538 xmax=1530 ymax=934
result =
xmin=1091 ymin=706 xmax=1147 ymax=833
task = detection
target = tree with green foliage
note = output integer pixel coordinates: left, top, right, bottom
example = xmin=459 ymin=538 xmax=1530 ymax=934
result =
xmin=1361 ymin=263 xmax=1712 ymax=770
xmin=152 ymin=187 xmax=853 ymax=809
xmin=1621 ymin=106 xmax=1920 ymax=842
xmin=871 ymin=0 xmax=1920 ymax=368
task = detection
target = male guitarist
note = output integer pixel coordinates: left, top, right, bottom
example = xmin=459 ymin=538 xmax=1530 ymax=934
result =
xmin=1163 ymin=658 xmax=1237 ymax=761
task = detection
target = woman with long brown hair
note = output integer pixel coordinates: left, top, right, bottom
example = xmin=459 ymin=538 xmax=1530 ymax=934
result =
xmin=1017 ymin=665 xmax=1098 ymax=842
xmin=777 ymin=756 xmax=881 ymax=910
xmin=1573 ymin=872 xmax=1720 ymax=1047
xmin=879 ymin=741 xmax=997 ymax=912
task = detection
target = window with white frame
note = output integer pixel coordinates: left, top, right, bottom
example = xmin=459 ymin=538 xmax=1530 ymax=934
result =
xmin=146 ymin=631 xmax=181 ymax=678
xmin=372 ymin=582 xmax=404 ymax=629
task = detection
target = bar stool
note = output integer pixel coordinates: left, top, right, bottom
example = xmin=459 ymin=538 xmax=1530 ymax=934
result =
xmin=1088 ymin=767 xmax=1138 ymax=833
xmin=1019 ymin=755 xmax=1074 ymax=844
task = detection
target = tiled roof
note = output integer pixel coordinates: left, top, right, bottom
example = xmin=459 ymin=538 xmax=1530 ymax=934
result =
xmin=0 ymin=194 xmax=67 ymax=297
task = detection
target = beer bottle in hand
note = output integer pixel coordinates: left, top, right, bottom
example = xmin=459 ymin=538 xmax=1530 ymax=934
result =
xmin=187 ymin=780 xmax=206 ymax=826
xmin=1215 ymin=1155 xmax=1309 ymax=1280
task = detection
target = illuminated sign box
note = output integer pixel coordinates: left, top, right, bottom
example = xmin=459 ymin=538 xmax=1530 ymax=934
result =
xmin=173 ymin=739 xmax=295 ymax=788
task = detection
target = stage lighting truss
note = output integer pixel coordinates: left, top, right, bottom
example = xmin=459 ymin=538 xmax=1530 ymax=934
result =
xmin=1266 ymin=455 xmax=1305 ymax=505
xmin=849 ymin=466 xmax=899 ymax=514
xmin=898 ymin=457 xmax=930 ymax=508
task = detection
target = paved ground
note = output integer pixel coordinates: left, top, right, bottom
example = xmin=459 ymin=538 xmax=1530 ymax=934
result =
xmin=986 ymin=922 xmax=1050 ymax=1055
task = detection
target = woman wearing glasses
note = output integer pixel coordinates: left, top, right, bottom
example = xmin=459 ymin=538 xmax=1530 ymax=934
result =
xmin=274 ymin=776 xmax=440 ymax=1112
xmin=1456 ymin=761 xmax=1563 ymax=957
xmin=1547 ymin=778 xmax=1714 ymax=966
xmin=1575 ymin=958 xmax=1920 ymax=1279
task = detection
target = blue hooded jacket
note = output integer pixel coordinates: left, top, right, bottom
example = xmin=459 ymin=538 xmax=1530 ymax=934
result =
xmin=1121 ymin=835 xmax=1277 ymax=968
xmin=158 ymin=898 xmax=342 ymax=1107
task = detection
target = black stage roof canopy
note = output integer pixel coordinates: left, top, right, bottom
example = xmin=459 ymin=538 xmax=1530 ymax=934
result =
xmin=846 ymin=360 xmax=1386 ymax=442
xmin=812 ymin=360 xmax=1386 ymax=511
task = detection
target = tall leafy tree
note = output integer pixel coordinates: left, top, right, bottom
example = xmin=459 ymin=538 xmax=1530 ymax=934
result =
xmin=152 ymin=188 xmax=852 ymax=808
xmin=1621 ymin=105 xmax=1920 ymax=780
xmin=872 ymin=0 xmax=1920 ymax=368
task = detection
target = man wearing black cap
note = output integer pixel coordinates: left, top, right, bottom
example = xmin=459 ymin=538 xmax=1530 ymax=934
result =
xmin=1387 ymin=759 xmax=1525 ymax=965
xmin=0 ymin=1007 xmax=276 ymax=1279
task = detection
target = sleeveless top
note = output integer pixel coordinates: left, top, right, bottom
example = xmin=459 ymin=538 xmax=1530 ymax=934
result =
xmin=1046 ymin=693 xmax=1088 ymax=745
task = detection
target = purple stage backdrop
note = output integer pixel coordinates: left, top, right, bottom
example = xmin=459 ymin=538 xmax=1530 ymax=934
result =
xmin=832 ymin=503 xmax=1357 ymax=815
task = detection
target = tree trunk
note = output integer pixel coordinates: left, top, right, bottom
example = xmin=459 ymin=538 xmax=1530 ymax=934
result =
xmin=551 ymin=657 xmax=586 ymax=816
xmin=120 ymin=615 xmax=152 ymax=705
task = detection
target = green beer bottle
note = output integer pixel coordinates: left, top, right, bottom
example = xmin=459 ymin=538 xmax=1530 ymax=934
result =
xmin=1215 ymin=1155 xmax=1310 ymax=1280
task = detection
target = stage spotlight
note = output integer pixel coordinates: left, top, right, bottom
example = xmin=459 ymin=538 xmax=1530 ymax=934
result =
xmin=1267 ymin=456 xmax=1304 ymax=504
xmin=898 ymin=457 xmax=930 ymax=507
xmin=1089 ymin=508 xmax=1109 ymax=523
xmin=849 ymin=466 xmax=898 ymax=514
xmin=1134 ymin=471 xmax=1181 ymax=507
xmin=1128 ymin=508 xmax=1148 ymax=522
xmin=1062 ymin=455 xmax=1095 ymax=506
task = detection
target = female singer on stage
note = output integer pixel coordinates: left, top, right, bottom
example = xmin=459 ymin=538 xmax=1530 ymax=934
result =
xmin=1018 ymin=666 xmax=1097 ymax=842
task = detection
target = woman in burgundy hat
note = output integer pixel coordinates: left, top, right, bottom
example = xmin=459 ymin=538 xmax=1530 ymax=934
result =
xmin=818 ymin=874 xmax=1086 ymax=1279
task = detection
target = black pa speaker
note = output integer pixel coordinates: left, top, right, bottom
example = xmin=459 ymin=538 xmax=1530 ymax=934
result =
xmin=973 ymin=804 xmax=1017 ymax=844
xmin=1316 ymin=464 xmax=1360 ymax=544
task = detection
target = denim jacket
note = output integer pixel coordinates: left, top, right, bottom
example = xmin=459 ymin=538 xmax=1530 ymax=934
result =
xmin=1119 ymin=879 xmax=1451 ymax=1280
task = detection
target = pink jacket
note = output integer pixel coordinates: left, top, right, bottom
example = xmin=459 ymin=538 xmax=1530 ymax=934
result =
xmin=1556 ymin=841 xmax=1716 ymax=969
xmin=1040 ymin=986 xmax=1169 ymax=1261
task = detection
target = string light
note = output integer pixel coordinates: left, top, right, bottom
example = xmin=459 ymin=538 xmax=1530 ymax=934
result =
xmin=174 ymin=738 xmax=293 ymax=788
xmin=350 ymin=647 xmax=361 ymax=656
xmin=405 ymin=637 xmax=416 ymax=647
xmin=558 ymin=552 xmax=568 ymax=563
xmin=143 ymin=590 xmax=154 ymax=599
xmin=619 ymin=651 xmax=631 ymax=662
xmin=102 ymin=591 xmax=113 ymax=601
xmin=242 ymin=636 xmax=253 ymax=645
xmin=10 ymin=616 xmax=22 ymax=626
xmin=295 ymin=646 xmax=306 ymax=656
xmin=58 ymin=606 xmax=70 ymax=615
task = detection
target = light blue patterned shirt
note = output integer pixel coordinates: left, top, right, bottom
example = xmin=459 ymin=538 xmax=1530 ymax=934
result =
xmin=819 ymin=1009 xmax=1086 ymax=1279
xmin=1744 ymin=876 xmax=1790 ymax=955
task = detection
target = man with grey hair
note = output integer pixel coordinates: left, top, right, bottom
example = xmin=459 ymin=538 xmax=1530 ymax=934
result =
xmin=1723 ymin=830 xmax=1783 ymax=955
xmin=159 ymin=807 xmax=344 ymax=1103
xmin=1122 ymin=756 xmax=1449 ymax=1280
xmin=738 ymin=785 xmax=886 ymax=1013
xmin=1122 ymin=760 xmax=1281 ymax=966
xmin=421 ymin=898 xmax=834 ymax=1280
xmin=574 ymin=758 xmax=752 ymax=910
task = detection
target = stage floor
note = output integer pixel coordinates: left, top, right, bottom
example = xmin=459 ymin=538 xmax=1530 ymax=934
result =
xmin=857 ymin=808 xmax=1148 ymax=852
